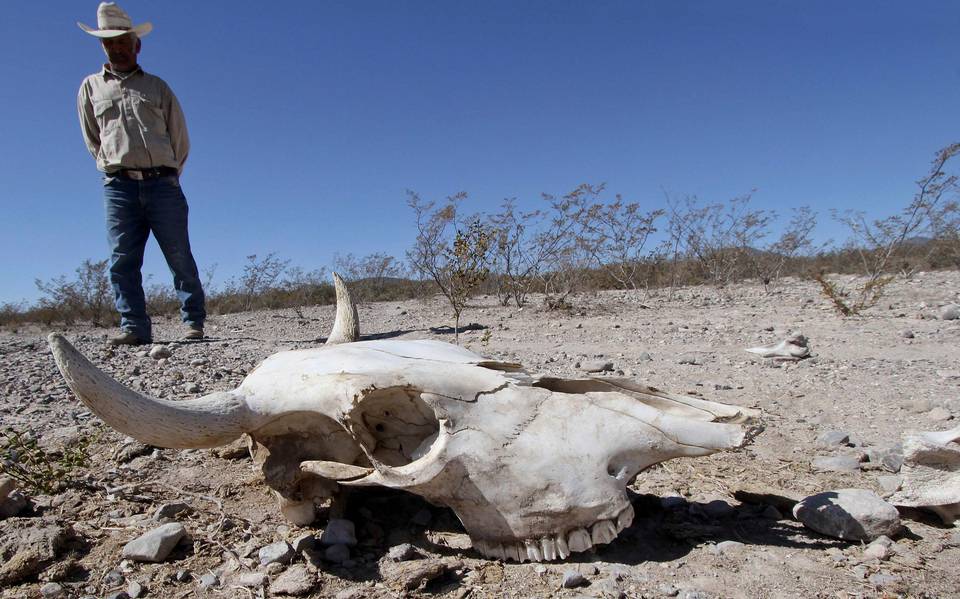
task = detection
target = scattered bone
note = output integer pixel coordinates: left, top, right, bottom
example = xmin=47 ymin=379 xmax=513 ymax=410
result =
xmin=889 ymin=425 xmax=960 ymax=525
xmin=745 ymin=332 xmax=810 ymax=360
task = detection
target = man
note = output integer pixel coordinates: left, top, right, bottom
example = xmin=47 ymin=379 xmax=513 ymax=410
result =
xmin=77 ymin=2 xmax=206 ymax=345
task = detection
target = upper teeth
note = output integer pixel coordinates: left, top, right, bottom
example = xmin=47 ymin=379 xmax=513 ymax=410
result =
xmin=471 ymin=504 xmax=634 ymax=562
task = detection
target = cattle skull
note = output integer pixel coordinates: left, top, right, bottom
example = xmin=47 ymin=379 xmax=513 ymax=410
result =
xmin=49 ymin=274 xmax=759 ymax=562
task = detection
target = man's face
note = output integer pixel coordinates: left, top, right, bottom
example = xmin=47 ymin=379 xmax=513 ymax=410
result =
xmin=101 ymin=33 xmax=140 ymax=71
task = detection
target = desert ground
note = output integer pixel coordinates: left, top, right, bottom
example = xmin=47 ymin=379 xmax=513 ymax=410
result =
xmin=1 ymin=272 xmax=958 ymax=598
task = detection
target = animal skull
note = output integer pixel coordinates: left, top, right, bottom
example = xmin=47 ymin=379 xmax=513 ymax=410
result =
xmin=49 ymin=275 xmax=759 ymax=561
xmin=889 ymin=425 xmax=960 ymax=525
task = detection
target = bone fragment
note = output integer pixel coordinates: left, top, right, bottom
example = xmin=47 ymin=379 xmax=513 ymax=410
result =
xmin=745 ymin=332 xmax=810 ymax=360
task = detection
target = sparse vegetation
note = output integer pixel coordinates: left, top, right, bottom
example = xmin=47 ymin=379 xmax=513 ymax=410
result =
xmin=3 ymin=144 xmax=958 ymax=326
xmin=1 ymin=427 xmax=96 ymax=494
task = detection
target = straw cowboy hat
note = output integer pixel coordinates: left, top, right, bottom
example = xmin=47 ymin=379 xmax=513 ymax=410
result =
xmin=77 ymin=2 xmax=152 ymax=38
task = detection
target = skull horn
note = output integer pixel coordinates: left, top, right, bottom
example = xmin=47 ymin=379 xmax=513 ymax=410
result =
xmin=325 ymin=272 xmax=359 ymax=345
xmin=48 ymin=333 xmax=251 ymax=449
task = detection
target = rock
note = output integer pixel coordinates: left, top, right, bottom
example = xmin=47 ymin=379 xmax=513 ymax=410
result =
xmin=940 ymin=303 xmax=960 ymax=320
xmin=198 ymin=573 xmax=219 ymax=590
xmin=189 ymin=358 xmax=208 ymax=366
xmin=811 ymin=455 xmax=861 ymax=473
xmin=562 ymin=570 xmax=587 ymax=588
xmin=122 ymin=523 xmax=186 ymax=562
xmin=269 ymin=564 xmax=317 ymax=596
xmin=0 ymin=477 xmax=16 ymax=500
xmin=291 ymin=532 xmax=316 ymax=553
xmin=793 ymin=489 xmax=901 ymax=542
xmin=677 ymin=354 xmax=700 ymax=365
xmin=184 ymin=382 xmax=201 ymax=393
xmin=699 ymin=499 xmax=735 ymax=519
xmin=387 ymin=543 xmax=422 ymax=562
xmin=258 ymin=541 xmax=295 ymax=566
xmin=862 ymin=536 xmax=893 ymax=561
xmin=324 ymin=543 xmax=350 ymax=563
xmin=0 ymin=519 xmax=79 ymax=585
xmin=320 ymin=519 xmax=357 ymax=546
xmin=816 ymin=430 xmax=851 ymax=447
xmin=877 ymin=475 xmax=902 ymax=496
xmin=660 ymin=495 xmax=688 ymax=510
xmin=580 ymin=360 xmax=614 ymax=373
xmin=658 ymin=584 xmax=680 ymax=597
xmin=153 ymin=502 xmax=190 ymax=521
xmin=0 ymin=489 xmax=28 ymax=518
xmin=149 ymin=345 xmax=172 ymax=360
xmin=382 ymin=558 xmax=463 ymax=591
xmin=126 ymin=581 xmax=144 ymax=598
xmin=926 ymin=407 xmax=954 ymax=422
xmin=900 ymin=329 xmax=915 ymax=339
xmin=637 ymin=352 xmax=653 ymax=361
xmin=230 ymin=571 xmax=267 ymax=588
xmin=710 ymin=540 xmax=745 ymax=555
xmin=40 ymin=582 xmax=65 ymax=598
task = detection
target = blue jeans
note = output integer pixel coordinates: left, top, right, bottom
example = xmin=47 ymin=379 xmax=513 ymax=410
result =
xmin=103 ymin=173 xmax=206 ymax=339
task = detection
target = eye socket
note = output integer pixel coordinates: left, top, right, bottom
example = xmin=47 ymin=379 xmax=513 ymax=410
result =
xmin=375 ymin=423 xmax=385 ymax=432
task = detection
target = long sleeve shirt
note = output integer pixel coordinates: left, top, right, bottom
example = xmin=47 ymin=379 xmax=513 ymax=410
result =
xmin=77 ymin=65 xmax=190 ymax=174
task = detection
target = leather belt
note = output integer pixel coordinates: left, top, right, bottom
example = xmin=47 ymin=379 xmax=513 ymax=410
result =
xmin=112 ymin=167 xmax=178 ymax=180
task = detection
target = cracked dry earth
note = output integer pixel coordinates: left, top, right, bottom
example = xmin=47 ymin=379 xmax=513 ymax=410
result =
xmin=2 ymin=272 xmax=959 ymax=598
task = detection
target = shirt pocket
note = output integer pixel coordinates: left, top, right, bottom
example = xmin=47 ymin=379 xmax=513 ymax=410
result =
xmin=93 ymin=97 xmax=119 ymax=130
xmin=130 ymin=91 xmax=166 ymax=136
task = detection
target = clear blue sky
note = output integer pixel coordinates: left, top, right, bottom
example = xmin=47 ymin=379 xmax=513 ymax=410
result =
xmin=1 ymin=1 xmax=958 ymax=305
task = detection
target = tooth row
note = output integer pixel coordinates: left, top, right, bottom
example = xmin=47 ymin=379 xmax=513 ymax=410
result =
xmin=472 ymin=504 xmax=635 ymax=562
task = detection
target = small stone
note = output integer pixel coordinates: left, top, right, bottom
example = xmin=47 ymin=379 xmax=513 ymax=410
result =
xmin=900 ymin=329 xmax=915 ymax=339
xmin=793 ymin=488 xmax=901 ymax=542
xmin=580 ymin=360 xmax=614 ymax=373
xmin=231 ymin=571 xmax=267 ymax=588
xmin=105 ymin=592 xmax=129 ymax=599
xmin=701 ymin=499 xmax=736 ymax=519
xmin=658 ymin=584 xmax=680 ymax=597
xmin=269 ymin=564 xmax=317 ymax=596
xmin=121 ymin=523 xmax=186 ymax=562
xmin=677 ymin=354 xmax=700 ymax=365
xmin=174 ymin=570 xmax=191 ymax=582
xmin=184 ymin=382 xmax=201 ymax=393
xmin=291 ymin=532 xmax=316 ymax=553
xmin=876 ymin=475 xmax=902 ymax=496
xmin=926 ymin=407 xmax=953 ymax=422
xmin=711 ymin=540 xmax=745 ymax=555
xmin=258 ymin=540 xmax=294 ymax=565
xmin=320 ymin=519 xmax=357 ymax=546
xmin=149 ymin=345 xmax=172 ymax=360
xmin=816 ymin=430 xmax=850 ymax=447
xmin=154 ymin=502 xmax=190 ymax=520
xmin=660 ymin=495 xmax=687 ymax=510
xmin=561 ymin=570 xmax=587 ymax=588
xmin=325 ymin=543 xmax=351 ymax=563
xmin=811 ymin=455 xmax=861 ymax=473
xmin=189 ymin=358 xmax=208 ymax=366
xmin=940 ymin=303 xmax=960 ymax=320
xmin=909 ymin=399 xmax=933 ymax=413
xmin=637 ymin=352 xmax=653 ymax=361
xmin=126 ymin=581 xmax=144 ymax=598
xmin=387 ymin=543 xmax=422 ymax=562
xmin=40 ymin=583 xmax=65 ymax=598
xmin=862 ymin=536 xmax=893 ymax=561
xmin=198 ymin=573 xmax=219 ymax=590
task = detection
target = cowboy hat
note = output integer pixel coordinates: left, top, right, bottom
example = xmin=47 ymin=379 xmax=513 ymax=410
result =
xmin=77 ymin=2 xmax=152 ymax=38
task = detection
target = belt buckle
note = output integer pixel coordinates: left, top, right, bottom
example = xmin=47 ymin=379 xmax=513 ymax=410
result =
xmin=128 ymin=170 xmax=144 ymax=180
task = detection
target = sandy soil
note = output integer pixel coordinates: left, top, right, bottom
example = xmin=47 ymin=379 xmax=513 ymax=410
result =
xmin=1 ymin=272 xmax=958 ymax=598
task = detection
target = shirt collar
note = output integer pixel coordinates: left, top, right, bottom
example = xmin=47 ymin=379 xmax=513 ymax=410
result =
xmin=101 ymin=64 xmax=144 ymax=81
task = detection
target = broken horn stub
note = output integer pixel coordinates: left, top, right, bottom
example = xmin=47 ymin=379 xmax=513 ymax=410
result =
xmin=47 ymin=333 xmax=252 ymax=449
xmin=745 ymin=331 xmax=810 ymax=360
xmin=326 ymin=272 xmax=360 ymax=345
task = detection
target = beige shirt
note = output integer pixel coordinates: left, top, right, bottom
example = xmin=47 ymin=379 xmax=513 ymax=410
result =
xmin=77 ymin=65 xmax=189 ymax=174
